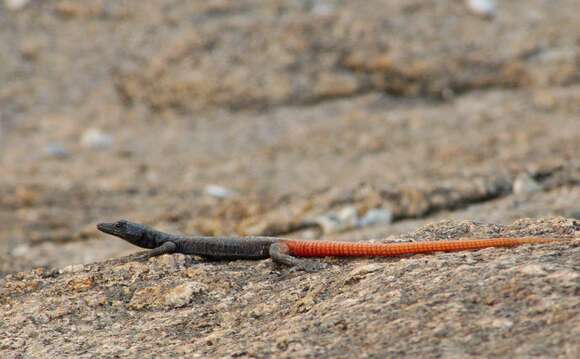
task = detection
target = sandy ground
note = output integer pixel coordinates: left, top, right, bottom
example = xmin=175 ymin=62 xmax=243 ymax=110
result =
xmin=0 ymin=1 xmax=579 ymax=358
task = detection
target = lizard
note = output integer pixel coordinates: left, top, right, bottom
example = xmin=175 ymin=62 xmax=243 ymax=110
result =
xmin=97 ymin=219 xmax=562 ymax=271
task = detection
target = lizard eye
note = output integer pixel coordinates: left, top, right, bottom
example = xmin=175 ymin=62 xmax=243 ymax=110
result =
xmin=114 ymin=222 xmax=123 ymax=229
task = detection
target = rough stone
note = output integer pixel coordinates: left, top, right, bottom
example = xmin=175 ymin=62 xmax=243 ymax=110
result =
xmin=0 ymin=1 xmax=578 ymax=357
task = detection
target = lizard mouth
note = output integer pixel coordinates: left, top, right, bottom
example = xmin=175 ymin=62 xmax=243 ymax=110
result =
xmin=97 ymin=222 xmax=119 ymax=236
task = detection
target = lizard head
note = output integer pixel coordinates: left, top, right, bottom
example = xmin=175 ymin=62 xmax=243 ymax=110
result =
xmin=97 ymin=219 xmax=156 ymax=248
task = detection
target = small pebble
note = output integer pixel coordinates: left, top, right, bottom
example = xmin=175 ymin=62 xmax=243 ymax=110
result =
xmin=59 ymin=264 xmax=85 ymax=274
xmin=205 ymin=185 xmax=236 ymax=199
xmin=478 ymin=317 xmax=513 ymax=329
xmin=358 ymin=208 xmax=393 ymax=228
xmin=513 ymin=173 xmax=542 ymax=194
xmin=315 ymin=206 xmax=359 ymax=234
xmin=45 ymin=143 xmax=69 ymax=159
xmin=11 ymin=244 xmax=30 ymax=257
xmin=311 ymin=1 xmax=335 ymax=16
xmin=80 ymin=128 xmax=113 ymax=150
xmin=466 ymin=0 xmax=496 ymax=18
xmin=5 ymin=0 xmax=29 ymax=10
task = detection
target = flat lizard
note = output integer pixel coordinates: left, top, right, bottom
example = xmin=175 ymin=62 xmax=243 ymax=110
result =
xmin=98 ymin=220 xmax=560 ymax=271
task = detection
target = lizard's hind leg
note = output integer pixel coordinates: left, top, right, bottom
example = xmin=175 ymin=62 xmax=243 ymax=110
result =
xmin=269 ymin=242 xmax=326 ymax=272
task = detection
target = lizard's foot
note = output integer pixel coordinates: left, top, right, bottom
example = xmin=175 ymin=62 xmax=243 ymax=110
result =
xmin=133 ymin=254 xmax=152 ymax=262
xmin=269 ymin=242 xmax=328 ymax=272
xmin=106 ymin=253 xmax=149 ymax=266
xmin=293 ymin=260 xmax=328 ymax=273
xmin=128 ymin=251 xmax=161 ymax=262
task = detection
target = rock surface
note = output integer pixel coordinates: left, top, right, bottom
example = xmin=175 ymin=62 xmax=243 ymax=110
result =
xmin=1 ymin=218 xmax=578 ymax=358
xmin=0 ymin=0 xmax=579 ymax=357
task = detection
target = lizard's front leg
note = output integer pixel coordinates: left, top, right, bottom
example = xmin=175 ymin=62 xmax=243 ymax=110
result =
xmin=269 ymin=242 xmax=326 ymax=272
xmin=136 ymin=241 xmax=177 ymax=260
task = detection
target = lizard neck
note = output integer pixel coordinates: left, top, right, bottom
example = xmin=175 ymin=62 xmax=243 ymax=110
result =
xmin=123 ymin=228 xmax=174 ymax=249
xmin=143 ymin=229 xmax=175 ymax=248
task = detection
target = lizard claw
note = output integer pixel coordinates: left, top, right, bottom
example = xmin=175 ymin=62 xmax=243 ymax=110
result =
xmin=133 ymin=254 xmax=151 ymax=262
xmin=131 ymin=251 xmax=159 ymax=262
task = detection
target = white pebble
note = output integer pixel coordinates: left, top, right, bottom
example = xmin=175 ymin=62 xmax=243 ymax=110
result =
xmin=11 ymin=244 xmax=30 ymax=257
xmin=315 ymin=206 xmax=359 ymax=234
xmin=513 ymin=173 xmax=542 ymax=194
xmin=5 ymin=0 xmax=29 ymax=10
xmin=311 ymin=2 xmax=335 ymax=17
xmin=59 ymin=264 xmax=85 ymax=274
xmin=205 ymin=185 xmax=236 ymax=199
xmin=466 ymin=0 xmax=496 ymax=17
xmin=80 ymin=128 xmax=113 ymax=150
xmin=358 ymin=208 xmax=393 ymax=228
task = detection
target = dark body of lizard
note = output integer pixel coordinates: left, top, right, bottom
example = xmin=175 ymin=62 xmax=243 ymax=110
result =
xmin=98 ymin=220 xmax=311 ymax=268
xmin=97 ymin=220 xmax=558 ymax=271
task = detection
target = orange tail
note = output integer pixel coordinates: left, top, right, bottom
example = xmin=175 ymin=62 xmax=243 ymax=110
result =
xmin=284 ymin=237 xmax=557 ymax=257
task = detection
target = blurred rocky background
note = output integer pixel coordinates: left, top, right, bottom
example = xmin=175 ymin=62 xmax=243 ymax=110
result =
xmin=0 ymin=1 xmax=578 ymax=357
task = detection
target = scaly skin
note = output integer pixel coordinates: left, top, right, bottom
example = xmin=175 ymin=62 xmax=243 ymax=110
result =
xmin=97 ymin=220 xmax=561 ymax=271
xmin=282 ymin=237 xmax=554 ymax=257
